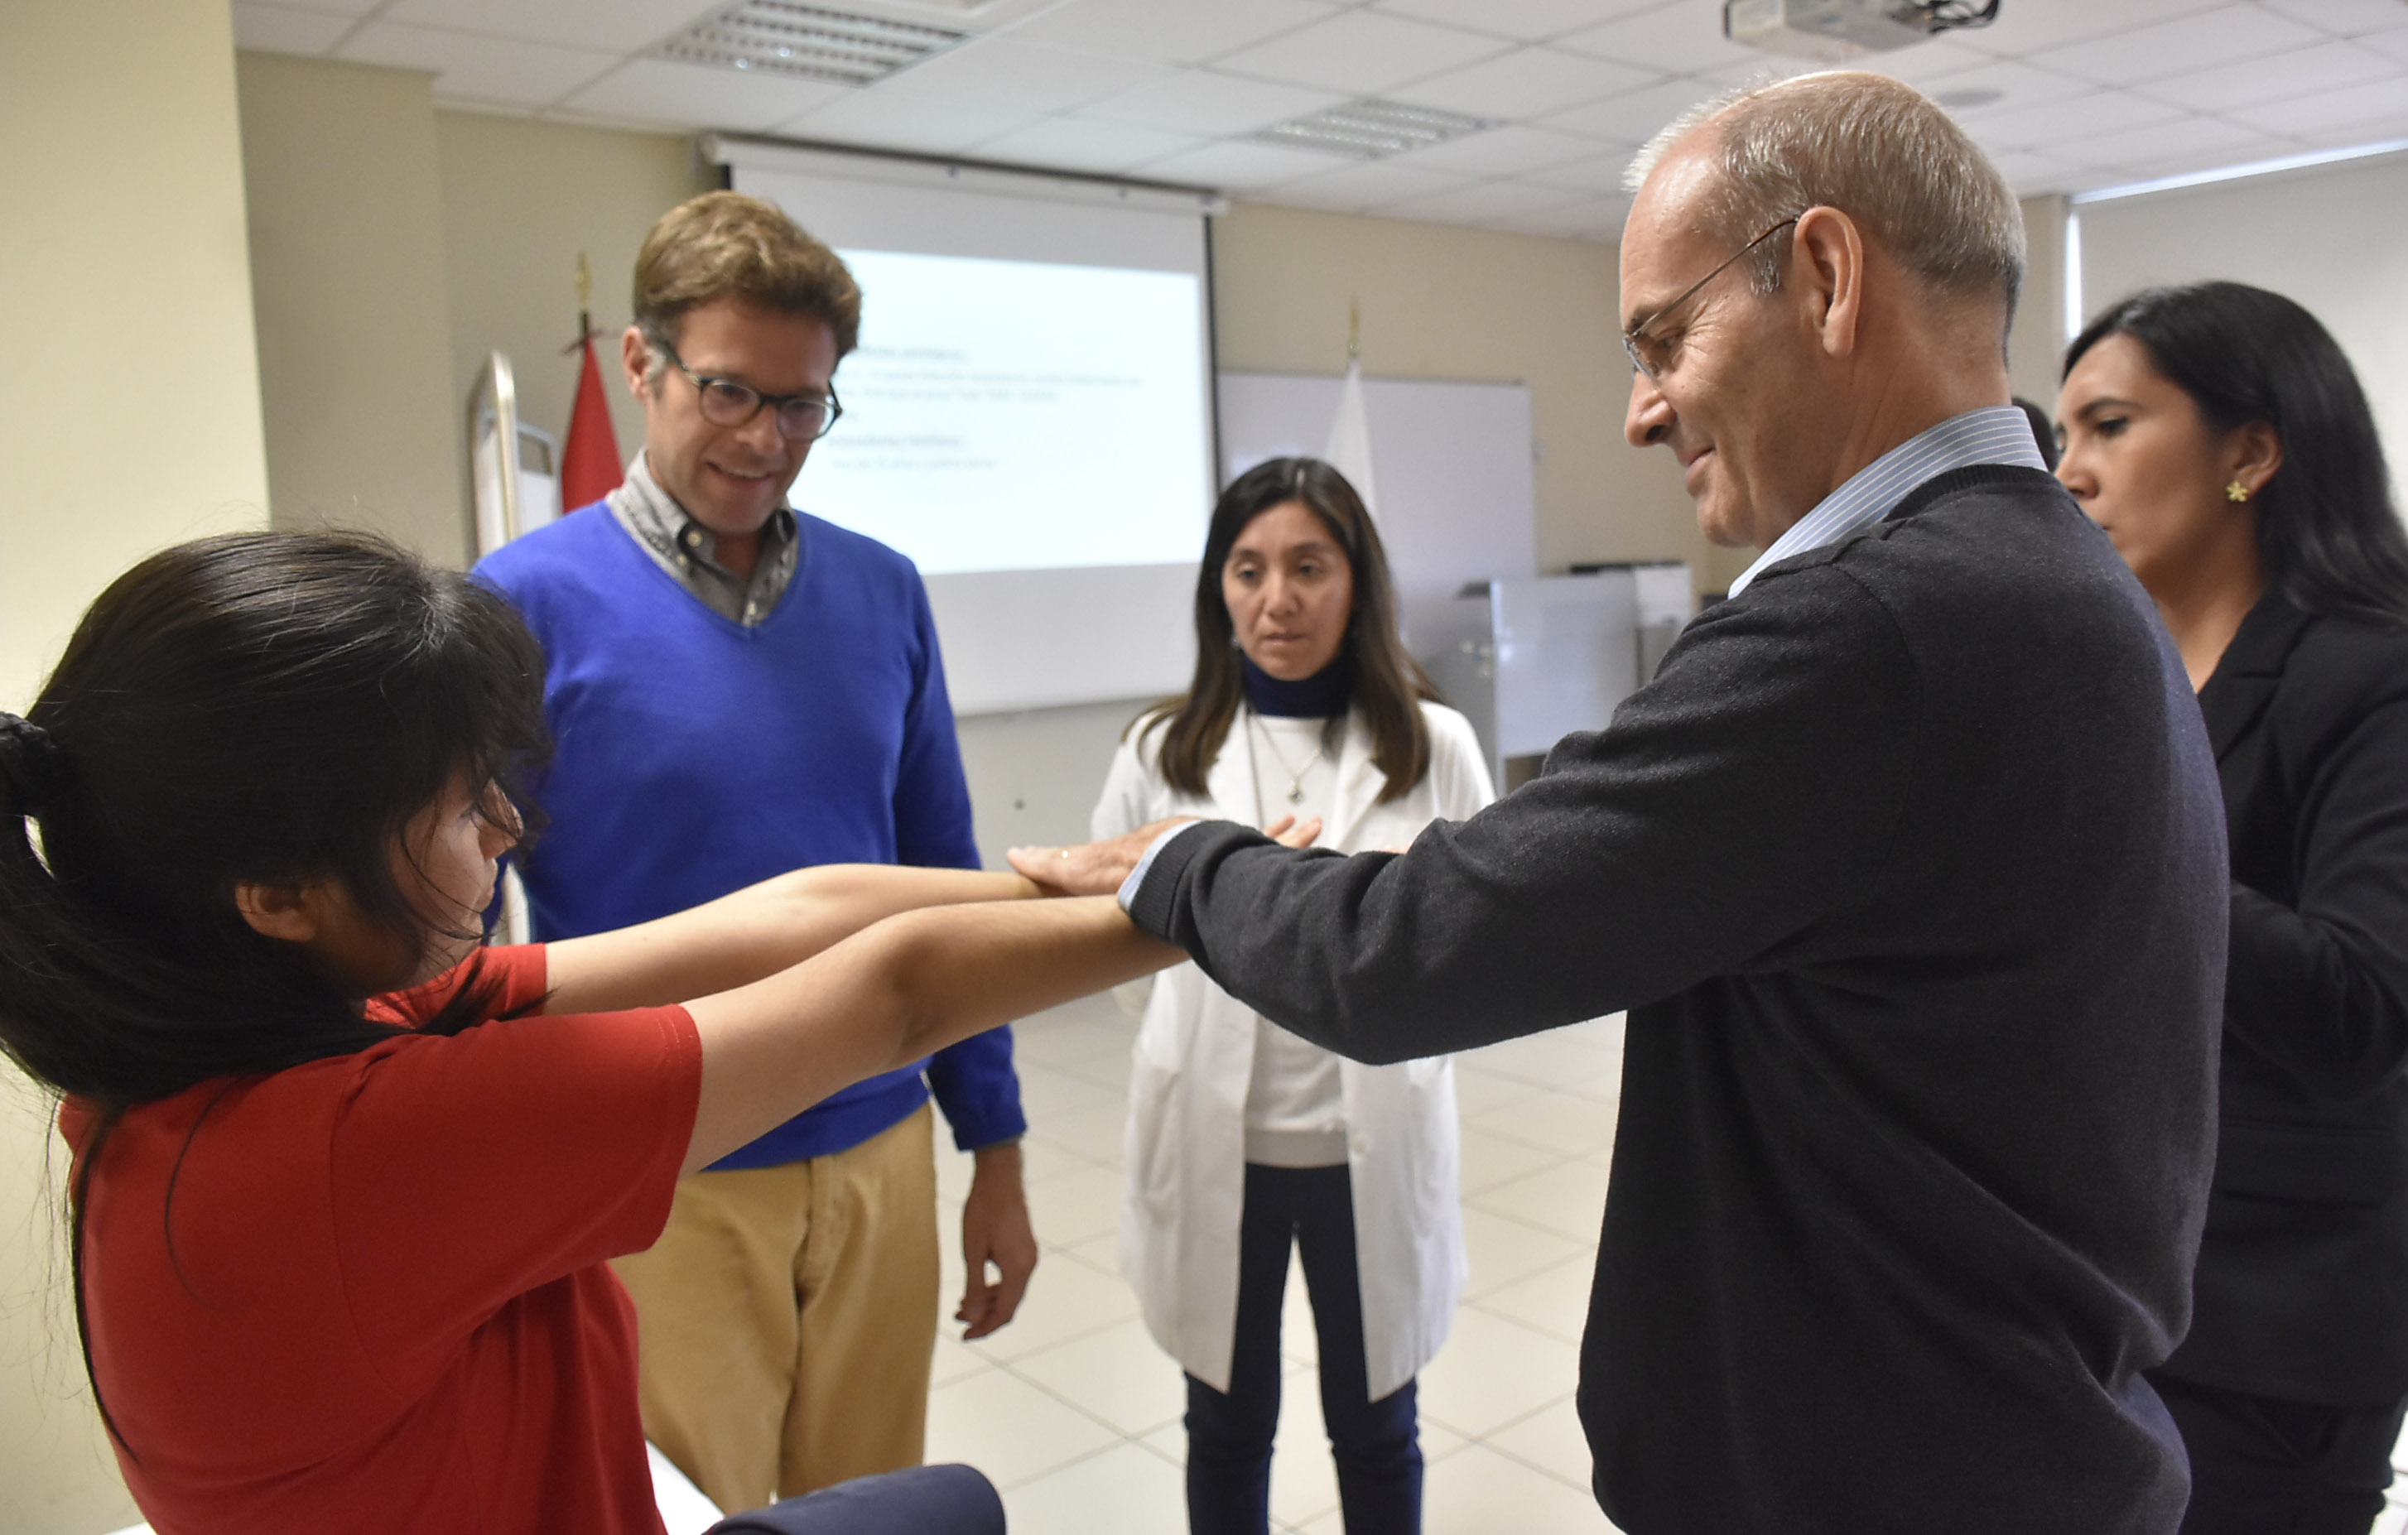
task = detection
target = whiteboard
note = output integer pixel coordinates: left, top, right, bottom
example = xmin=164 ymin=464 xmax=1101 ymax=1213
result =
xmin=1216 ymin=373 xmax=1539 ymax=649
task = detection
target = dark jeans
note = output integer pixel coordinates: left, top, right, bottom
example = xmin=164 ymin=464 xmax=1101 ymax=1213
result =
xmin=1184 ymin=1162 xmax=1423 ymax=1535
xmin=703 ymin=1463 xmax=1004 ymax=1534
xmin=2153 ymin=1371 xmax=2408 ymax=1535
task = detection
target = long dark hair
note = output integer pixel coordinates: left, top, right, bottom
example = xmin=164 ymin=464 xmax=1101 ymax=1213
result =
xmin=1139 ymin=457 xmax=1438 ymax=803
xmin=2066 ymin=281 xmax=2408 ymax=628
xmin=0 ymin=531 xmax=550 ymax=1443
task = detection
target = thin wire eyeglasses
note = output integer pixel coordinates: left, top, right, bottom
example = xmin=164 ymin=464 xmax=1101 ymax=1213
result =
xmin=653 ymin=339 xmax=843 ymax=441
xmin=1622 ymin=217 xmax=1799 ymax=381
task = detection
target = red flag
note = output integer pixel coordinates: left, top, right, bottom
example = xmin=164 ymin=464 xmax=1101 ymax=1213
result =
xmin=561 ymin=334 xmax=623 ymax=512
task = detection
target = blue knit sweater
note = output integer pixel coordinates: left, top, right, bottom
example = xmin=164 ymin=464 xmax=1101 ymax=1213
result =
xmin=474 ymin=503 xmax=1023 ymax=1167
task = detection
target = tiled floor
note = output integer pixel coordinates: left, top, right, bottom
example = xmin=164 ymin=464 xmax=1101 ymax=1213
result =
xmin=927 ymin=993 xmax=1626 ymax=1533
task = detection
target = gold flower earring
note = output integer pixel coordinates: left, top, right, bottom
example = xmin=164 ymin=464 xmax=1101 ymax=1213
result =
xmin=2227 ymin=480 xmax=2252 ymax=503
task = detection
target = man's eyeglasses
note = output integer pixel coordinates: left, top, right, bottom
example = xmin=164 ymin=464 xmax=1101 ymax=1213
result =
xmin=653 ymin=339 xmax=843 ymax=441
xmin=1622 ymin=217 xmax=1800 ymax=381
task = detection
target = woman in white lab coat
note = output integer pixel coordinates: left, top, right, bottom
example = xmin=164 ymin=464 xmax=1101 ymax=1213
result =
xmin=1092 ymin=457 xmax=1493 ymax=1534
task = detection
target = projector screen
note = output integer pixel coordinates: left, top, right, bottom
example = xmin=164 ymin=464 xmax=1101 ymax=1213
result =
xmin=711 ymin=139 xmax=1221 ymax=715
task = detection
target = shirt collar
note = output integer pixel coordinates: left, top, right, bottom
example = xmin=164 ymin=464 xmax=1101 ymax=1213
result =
xmin=608 ymin=452 xmax=797 ymax=571
xmin=1726 ymin=405 xmax=2049 ymax=598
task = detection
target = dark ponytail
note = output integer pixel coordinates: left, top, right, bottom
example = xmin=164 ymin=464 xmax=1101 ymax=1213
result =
xmin=0 ymin=531 xmax=551 ymax=1446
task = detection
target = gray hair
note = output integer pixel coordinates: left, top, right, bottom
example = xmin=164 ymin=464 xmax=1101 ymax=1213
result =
xmin=1625 ymin=71 xmax=2024 ymax=320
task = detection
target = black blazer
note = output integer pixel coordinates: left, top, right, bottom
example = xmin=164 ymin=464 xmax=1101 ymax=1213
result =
xmin=2160 ymin=593 xmax=2408 ymax=1405
xmin=1130 ymin=466 xmax=2228 ymax=1534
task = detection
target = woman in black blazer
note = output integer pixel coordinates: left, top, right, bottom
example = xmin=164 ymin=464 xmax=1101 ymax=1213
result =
xmin=2059 ymin=281 xmax=2408 ymax=1535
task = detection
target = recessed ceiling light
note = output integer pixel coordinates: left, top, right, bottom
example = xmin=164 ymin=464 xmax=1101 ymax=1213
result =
xmin=1933 ymin=85 xmax=2005 ymax=110
xmin=652 ymin=2 xmax=969 ymax=88
xmin=1249 ymin=99 xmax=1500 ymax=160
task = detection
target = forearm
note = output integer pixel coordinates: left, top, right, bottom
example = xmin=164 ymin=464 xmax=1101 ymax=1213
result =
xmin=545 ymin=864 xmax=1039 ymax=1016
xmin=2226 ymin=880 xmax=2408 ymax=1100
xmin=681 ymin=897 xmax=1176 ymax=1172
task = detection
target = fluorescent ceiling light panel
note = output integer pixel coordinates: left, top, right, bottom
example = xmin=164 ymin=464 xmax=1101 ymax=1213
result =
xmin=1249 ymin=99 xmax=1499 ymax=159
xmin=653 ymin=2 xmax=969 ymax=88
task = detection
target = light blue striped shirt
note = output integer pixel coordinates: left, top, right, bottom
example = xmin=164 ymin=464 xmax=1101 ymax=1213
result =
xmin=1725 ymin=405 xmax=2048 ymax=598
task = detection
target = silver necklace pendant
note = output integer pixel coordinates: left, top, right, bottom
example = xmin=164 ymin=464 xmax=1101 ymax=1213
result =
xmin=1287 ymin=782 xmax=1305 ymax=804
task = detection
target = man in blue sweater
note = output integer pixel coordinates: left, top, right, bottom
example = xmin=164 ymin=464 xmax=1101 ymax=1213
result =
xmin=475 ymin=191 xmax=1033 ymax=1516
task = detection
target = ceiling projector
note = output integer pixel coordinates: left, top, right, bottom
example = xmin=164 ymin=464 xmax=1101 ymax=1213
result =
xmin=1724 ymin=0 xmax=2001 ymax=60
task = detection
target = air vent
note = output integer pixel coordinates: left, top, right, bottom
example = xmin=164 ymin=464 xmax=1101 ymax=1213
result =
xmin=652 ymin=2 xmax=969 ymax=88
xmin=1249 ymin=99 xmax=1500 ymax=160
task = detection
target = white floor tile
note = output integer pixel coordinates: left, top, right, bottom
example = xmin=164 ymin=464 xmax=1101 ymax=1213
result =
xmin=1419 ymin=1308 xmax=1583 ymax=1438
xmin=932 ymin=1330 xmax=990 ymax=1387
xmin=2375 ymin=1504 xmax=2408 ymax=1535
xmin=1471 ymin=1252 xmax=1597 ymax=1345
xmin=1025 ymin=1161 xmax=1125 ymax=1249
xmin=1466 ymin=1090 xmax=1621 ymax=1157
xmin=1449 ymin=1064 xmax=1545 ymax=1119
xmin=1269 ymin=1378 xmax=1343 ymax=1529
xmin=1457 ymin=1124 xmax=1565 ymax=1195
xmin=1024 ymin=1098 xmax=1130 ymax=1166
xmin=1423 ymin=1442 xmax=1620 ymax=1533
xmin=922 ymin=1363 xmax=1120 ymax=1489
xmin=1010 ymin=1316 xmax=1189 ymax=1436
xmin=1459 ymin=1030 xmax=1622 ymax=1095
xmin=1486 ymin=1394 xmax=1596 ymax=1489
xmin=962 ymin=1239 xmax=1140 ymax=1363
xmin=1011 ymin=1060 xmax=1122 ymax=1121
xmin=1461 ymin=1205 xmax=1590 ymax=1300
xmin=1471 ymin=1156 xmax=1614 ymax=1244
xmin=1003 ymin=1440 xmax=1188 ymax=1532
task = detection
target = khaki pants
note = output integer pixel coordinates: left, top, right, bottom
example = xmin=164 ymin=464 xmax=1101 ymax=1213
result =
xmin=613 ymin=1103 xmax=940 ymax=1514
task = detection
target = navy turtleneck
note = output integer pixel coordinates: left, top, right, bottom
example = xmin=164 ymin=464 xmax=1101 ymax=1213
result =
xmin=1241 ymin=652 xmax=1352 ymax=718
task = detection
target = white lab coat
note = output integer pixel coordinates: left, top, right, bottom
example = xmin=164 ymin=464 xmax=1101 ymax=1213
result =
xmin=1092 ymin=700 xmax=1495 ymax=1399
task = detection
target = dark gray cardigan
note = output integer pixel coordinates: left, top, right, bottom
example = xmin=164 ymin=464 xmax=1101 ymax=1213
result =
xmin=1128 ymin=466 xmax=2229 ymax=1535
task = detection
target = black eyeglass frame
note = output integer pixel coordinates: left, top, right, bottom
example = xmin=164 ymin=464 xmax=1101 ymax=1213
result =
xmin=652 ymin=338 xmax=844 ymax=441
xmin=1621 ymin=216 xmax=1802 ymax=380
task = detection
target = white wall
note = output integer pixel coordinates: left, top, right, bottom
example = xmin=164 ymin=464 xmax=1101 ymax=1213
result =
xmin=2076 ymin=151 xmax=2408 ymax=478
xmin=0 ymin=3 xmax=269 ymax=1532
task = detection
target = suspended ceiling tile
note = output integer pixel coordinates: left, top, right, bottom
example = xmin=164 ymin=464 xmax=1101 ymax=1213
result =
xmin=337 ymin=21 xmax=622 ymax=108
xmin=1962 ymin=0 xmax=2234 ymax=59
xmin=779 ymin=88 xmax=1036 ymax=154
xmin=999 ymin=0 xmax=1338 ymax=67
xmin=2347 ymin=26 xmax=2408 ymax=63
xmin=1389 ymin=46 xmax=1658 ymax=118
xmin=1522 ymin=149 xmax=1645 ymax=194
xmin=1835 ymin=37 xmax=2004 ymax=85
xmin=2291 ymin=119 xmax=2408 ymax=150
xmin=967 ymin=117 xmax=1209 ymax=175
xmin=873 ymin=36 xmax=1169 ymax=115
xmin=1960 ymin=90 xmax=2185 ymax=152
xmin=1262 ymin=160 xmax=1477 ymax=213
xmin=1380 ymin=176 xmax=1582 ymax=222
xmin=1135 ymin=137 xmax=1356 ymax=191
xmin=1369 ymin=0 xmax=1669 ymax=45
xmin=1213 ymin=9 xmax=1510 ymax=95
xmin=2135 ymin=40 xmax=2401 ymax=110
xmin=1485 ymin=195 xmax=1629 ymax=241
xmin=2256 ymin=0 xmax=2408 ymax=35
xmin=2227 ymin=73 xmax=2408 ymax=132
xmin=2048 ymin=111 xmax=2280 ymax=167
xmin=2097 ymin=132 xmax=2319 ymax=183
xmin=1075 ymin=69 xmax=1344 ymax=137
xmin=1981 ymin=147 xmax=2115 ymax=195
xmin=1387 ymin=123 xmax=1615 ymax=175
xmin=1538 ymin=76 xmax=1728 ymax=142
xmin=1912 ymin=60 xmax=2098 ymax=120
xmin=379 ymin=0 xmax=712 ymax=54
xmin=558 ymin=56 xmax=856 ymax=132
xmin=2030 ymin=4 xmax=2327 ymax=85
xmin=1556 ymin=2 xmax=1764 ymax=75
xmin=231 ymin=4 xmax=354 ymax=54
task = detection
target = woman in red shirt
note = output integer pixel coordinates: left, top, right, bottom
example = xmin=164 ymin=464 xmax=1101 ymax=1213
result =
xmin=0 ymin=531 xmax=1180 ymax=1535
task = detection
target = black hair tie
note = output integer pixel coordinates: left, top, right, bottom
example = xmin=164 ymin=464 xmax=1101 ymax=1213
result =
xmin=0 ymin=713 xmax=68 ymax=816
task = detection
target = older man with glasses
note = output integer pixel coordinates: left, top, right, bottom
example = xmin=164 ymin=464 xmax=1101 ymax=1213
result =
xmin=1018 ymin=72 xmax=2226 ymax=1534
xmin=474 ymin=191 xmax=1035 ymax=1518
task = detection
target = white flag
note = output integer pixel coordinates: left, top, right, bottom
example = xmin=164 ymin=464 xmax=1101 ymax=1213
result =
xmin=1324 ymin=358 xmax=1380 ymax=517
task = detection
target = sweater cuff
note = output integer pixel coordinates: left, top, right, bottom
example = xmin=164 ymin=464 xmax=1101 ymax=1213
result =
xmin=1123 ymin=820 xmax=1231 ymax=941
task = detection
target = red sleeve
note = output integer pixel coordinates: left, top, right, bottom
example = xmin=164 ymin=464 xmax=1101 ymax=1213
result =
xmin=364 ymin=944 xmax=551 ymax=1030
xmin=324 ymin=996 xmax=701 ymax=1397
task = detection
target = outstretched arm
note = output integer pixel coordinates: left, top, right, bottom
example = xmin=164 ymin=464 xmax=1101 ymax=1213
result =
xmin=679 ymin=896 xmax=1178 ymax=1174
xmin=543 ymin=864 xmax=1041 ymax=1017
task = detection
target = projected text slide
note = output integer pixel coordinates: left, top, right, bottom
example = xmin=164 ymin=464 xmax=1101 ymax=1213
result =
xmin=803 ymin=248 xmax=1211 ymax=576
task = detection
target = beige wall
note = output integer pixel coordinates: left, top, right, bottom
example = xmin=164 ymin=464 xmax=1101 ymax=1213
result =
xmin=436 ymin=109 xmax=717 ymax=503
xmin=1209 ymin=200 xmax=1722 ymax=587
xmin=2008 ymin=194 xmax=2071 ymax=416
xmin=0 ymin=2 xmax=269 ymax=1530
xmin=238 ymin=52 xmax=467 ymax=565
